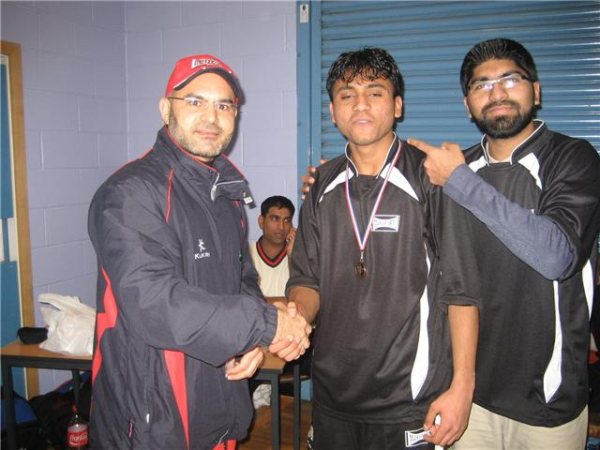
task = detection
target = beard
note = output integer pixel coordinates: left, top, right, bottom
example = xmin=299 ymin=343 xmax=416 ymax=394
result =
xmin=473 ymin=101 xmax=536 ymax=139
xmin=168 ymin=110 xmax=233 ymax=161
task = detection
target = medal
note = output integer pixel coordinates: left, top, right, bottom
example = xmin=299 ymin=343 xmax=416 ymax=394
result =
xmin=345 ymin=137 xmax=402 ymax=280
xmin=354 ymin=252 xmax=367 ymax=278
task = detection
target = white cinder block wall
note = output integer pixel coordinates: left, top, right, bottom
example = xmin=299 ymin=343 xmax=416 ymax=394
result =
xmin=1 ymin=0 xmax=297 ymax=393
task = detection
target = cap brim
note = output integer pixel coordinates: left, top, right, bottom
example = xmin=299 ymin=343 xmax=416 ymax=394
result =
xmin=174 ymin=68 xmax=242 ymax=100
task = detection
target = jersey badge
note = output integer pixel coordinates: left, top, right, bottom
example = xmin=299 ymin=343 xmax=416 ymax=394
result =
xmin=371 ymin=214 xmax=400 ymax=232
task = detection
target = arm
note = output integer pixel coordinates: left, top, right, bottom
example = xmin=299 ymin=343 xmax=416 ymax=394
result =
xmin=408 ymin=138 xmax=574 ymax=280
xmin=287 ymin=167 xmax=322 ymax=303
xmin=300 ymin=159 xmax=328 ymax=199
xmin=269 ymin=286 xmax=320 ymax=360
xmin=445 ymin=164 xmax=572 ymax=280
xmin=265 ymin=296 xmax=287 ymax=304
xmin=425 ymin=305 xmax=477 ymax=446
xmin=270 ymin=171 xmax=323 ymax=359
xmin=240 ymin=238 xmax=264 ymax=299
xmin=89 ymin=182 xmax=303 ymax=367
xmin=288 ymin=286 xmax=321 ymax=324
xmin=225 ymin=347 xmax=265 ymax=380
xmin=423 ymin=178 xmax=478 ymax=447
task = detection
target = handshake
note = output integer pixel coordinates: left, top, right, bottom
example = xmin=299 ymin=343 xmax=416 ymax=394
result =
xmin=268 ymin=301 xmax=312 ymax=361
xmin=225 ymin=300 xmax=312 ymax=381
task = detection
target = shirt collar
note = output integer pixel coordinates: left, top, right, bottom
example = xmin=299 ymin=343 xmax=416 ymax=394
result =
xmin=481 ymin=119 xmax=545 ymax=165
xmin=343 ymin=133 xmax=400 ymax=177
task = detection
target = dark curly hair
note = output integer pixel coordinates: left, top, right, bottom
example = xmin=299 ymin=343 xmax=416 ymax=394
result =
xmin=326 ymin=47 xmax=404 ymax=100
xmin=460 ymin=38 xmax=538 ymax=96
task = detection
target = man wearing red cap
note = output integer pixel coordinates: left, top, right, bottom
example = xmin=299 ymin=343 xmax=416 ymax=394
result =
xmin=88 ymin=54 xmax=311 ymax=449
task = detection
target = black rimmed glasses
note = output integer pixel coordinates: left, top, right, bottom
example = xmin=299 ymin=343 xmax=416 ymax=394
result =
xmin=168 ymin=95 xmax=237 ymax=115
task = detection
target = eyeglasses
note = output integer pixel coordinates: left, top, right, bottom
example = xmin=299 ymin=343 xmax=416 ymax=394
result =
xmin=168 ymin=96 xmax=237 ymax=115
xmin=468 ymin=74 xmax=531 ymax=94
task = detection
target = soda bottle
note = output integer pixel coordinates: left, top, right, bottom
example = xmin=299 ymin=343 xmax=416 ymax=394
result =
xmin=67 ymin=404 xmax=89 ymax=449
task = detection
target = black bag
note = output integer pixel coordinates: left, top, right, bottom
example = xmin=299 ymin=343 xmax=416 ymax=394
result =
xmin=29 ymin=371 xmax=92 ymax=449
xmin=0 ymin=388 xmax=48 ymax=450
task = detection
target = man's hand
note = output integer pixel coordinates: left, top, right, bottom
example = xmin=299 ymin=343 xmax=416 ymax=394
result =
xmin=301 ymin=159 xmax=328 ymax=199
xmin=285 ymin=227 xmax=297 ymax=256
xmin=269 ymin=301 xmax=310 ymax=361
xmin=268 ymin=301 xmax=312 ymax=361
xmin=408 ymin=138 xmax=465 ymax=186
xmin=225 ymin=346 xmax=265 ymax=380
xmin=423 ymin=381 xmax=473 ymax=447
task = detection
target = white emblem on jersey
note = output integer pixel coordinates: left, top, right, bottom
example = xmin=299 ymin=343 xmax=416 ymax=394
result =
xmin=404 ymin=427 xmax=431 ymax=447
xmin=371 ymin=214 xmax=400 ymax=232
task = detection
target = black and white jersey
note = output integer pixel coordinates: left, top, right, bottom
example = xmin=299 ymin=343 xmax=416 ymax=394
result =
xmin=288 ymin=137 xmax=452 ymax=424
xmin=442 ymin=121 xmax=600 ymax=427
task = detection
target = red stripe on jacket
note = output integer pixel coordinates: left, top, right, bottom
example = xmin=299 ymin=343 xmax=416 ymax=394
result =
xmin=92 ymin=267 xmax=119 ymax=383
xmin=166 ymin=169 xmax=174 ymax=223
xmin=164 ymin=350 xmax=189 ymax=449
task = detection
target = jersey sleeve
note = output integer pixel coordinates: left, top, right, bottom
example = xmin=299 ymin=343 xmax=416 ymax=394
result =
xmin=88 ymin=179 xmax=277 ymax=367
xmin=438 ymin=193 xmax=482 ymax=307
xmin=537 ymin=139 xmax=600 ymax=279
xmin=286 ymin=170 xmax=322 ymax=295
xmin=444 ymin=164 xmax=573 ymax=280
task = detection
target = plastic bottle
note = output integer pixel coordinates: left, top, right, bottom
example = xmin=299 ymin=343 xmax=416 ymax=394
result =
xmin=67 ymin=404 xmax=89 ymax=449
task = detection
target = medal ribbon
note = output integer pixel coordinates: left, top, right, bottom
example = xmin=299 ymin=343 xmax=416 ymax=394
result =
xmin=344 ymin=139 xmax=402 ymax=261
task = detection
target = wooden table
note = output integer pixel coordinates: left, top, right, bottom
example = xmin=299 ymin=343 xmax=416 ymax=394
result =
xmin=1 ymin=341 xmax=300 ymax=450
xmin=1 ymin=341 xmax=92 ymax=450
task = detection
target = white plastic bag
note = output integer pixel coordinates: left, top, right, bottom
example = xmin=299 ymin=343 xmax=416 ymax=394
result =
xmin=39 ymin=293 xmax=96 ymax=356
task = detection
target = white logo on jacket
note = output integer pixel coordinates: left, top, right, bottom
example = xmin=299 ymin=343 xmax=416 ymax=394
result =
xmin=195 ymin=239 xmax=211 ymax=260
xmin=371 ymin=215 xmax=400 ymax=232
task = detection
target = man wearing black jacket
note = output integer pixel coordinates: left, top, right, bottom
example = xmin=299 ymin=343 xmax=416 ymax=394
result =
xmin=88 ymin=54 xmax=311 ymax=450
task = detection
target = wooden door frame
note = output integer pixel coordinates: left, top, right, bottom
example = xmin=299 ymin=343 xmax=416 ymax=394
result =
xmin=1 ymin=40 xmax=37 ymax=397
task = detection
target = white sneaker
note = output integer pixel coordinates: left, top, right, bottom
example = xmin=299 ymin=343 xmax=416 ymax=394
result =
xmin=252 ymin=383 xmax=271 ymax=409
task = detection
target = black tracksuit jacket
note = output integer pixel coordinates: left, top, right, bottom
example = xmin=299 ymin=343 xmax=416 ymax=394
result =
xmin=88 ymin=127 xmax=277 ymax=449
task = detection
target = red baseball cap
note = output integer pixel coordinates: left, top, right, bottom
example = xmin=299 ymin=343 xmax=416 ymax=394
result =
xmin=165 ymin=54 xmax=242 ymax=100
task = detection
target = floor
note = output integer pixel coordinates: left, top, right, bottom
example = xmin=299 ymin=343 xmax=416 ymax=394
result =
xmin=238 ymin=396 xmax=312 ymax=450
xmin=238 ymin=402 xmax=600 ymax=450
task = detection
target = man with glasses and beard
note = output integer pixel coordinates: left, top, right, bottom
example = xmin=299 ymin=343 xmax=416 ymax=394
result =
xmin=88 ymin=54 xmax=311 ymax=450
xmin=409 ymin=38 xmax=600 ymax=449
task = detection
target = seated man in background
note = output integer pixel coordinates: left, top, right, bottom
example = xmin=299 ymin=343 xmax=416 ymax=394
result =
xmin=250 ymin=196 xmax=296 ymax=298
xmin=249 ymin=196 xmax=311 ymax=408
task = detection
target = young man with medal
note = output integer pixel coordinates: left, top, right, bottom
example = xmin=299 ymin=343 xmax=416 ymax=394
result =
xmin=277 ymin=48 xmax=478 ymax=449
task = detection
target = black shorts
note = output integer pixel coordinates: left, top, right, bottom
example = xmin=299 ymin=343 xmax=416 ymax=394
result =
xmin=312 ymin=407 xmax=435 ymax=450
